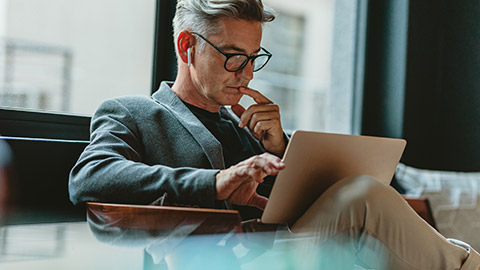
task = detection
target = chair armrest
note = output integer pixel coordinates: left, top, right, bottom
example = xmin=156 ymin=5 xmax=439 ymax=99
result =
xmin=402 ymin=195 xmax=437 ymax=229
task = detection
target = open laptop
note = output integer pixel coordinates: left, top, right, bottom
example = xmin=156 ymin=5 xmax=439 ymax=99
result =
xmin=260 ymin=131 xmax=406 ymax=225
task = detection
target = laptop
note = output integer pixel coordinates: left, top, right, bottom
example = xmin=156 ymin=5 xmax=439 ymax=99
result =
xmin=260 ymin=131 xmax=406 ymax=225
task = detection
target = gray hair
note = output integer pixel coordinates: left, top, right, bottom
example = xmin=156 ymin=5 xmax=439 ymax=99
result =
xmin=172 ymin=0 xmax=276 ymax=53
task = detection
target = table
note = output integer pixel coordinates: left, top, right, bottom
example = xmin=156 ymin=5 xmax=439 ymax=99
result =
xmin=0 ymin=203 xmax=370 ymax=269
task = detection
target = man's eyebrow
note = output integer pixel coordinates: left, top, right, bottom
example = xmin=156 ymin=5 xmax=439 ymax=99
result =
xmin=221 ymin=45 xmax=261 ymax=54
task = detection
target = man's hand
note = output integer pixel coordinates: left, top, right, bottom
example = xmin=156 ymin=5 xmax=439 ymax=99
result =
xmin=231 ymin=87 xmax=286 ymax=157
xmin=216 ymin=153 xmax=285 ymax=210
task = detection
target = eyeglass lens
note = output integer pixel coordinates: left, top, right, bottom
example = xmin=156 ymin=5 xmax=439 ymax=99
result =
xmin=226 ymin=54 xmax=270 ymax=72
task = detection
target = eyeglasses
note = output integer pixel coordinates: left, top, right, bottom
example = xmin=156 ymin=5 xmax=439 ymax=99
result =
xmin=191 ymin=32 xmax=272 ymax=72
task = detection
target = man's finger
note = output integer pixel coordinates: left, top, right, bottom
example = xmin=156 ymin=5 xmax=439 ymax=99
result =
xmin=248 ymin=111 xmax=279 ymax=131
xmin=234 ymin=164 xmax=265 ymax=183
xmin=239 ymin=104 xmax=279 ymax=128
xmin=246 ymin=153 xmax=285 ymax=173
xmin=256 ymin=152 xmax=285 ymax=168
xmin=231 ymin=104 xmax=246 ymax=118
xmin=240 ymin=87 xmax=272 ymax=104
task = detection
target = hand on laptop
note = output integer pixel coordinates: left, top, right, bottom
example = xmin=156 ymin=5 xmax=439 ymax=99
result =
xmin=215 ymin=153 xmax=285 ymax=210
xmin=231 ymin=87 xmax=286 ymax=157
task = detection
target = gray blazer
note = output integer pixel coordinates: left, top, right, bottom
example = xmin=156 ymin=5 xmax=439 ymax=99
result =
xmin=69 ymin=82 xmax=266 ymax=208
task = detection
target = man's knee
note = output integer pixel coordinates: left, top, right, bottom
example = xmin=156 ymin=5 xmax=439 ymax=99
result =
xmin=332 ymin=175 xmax=392 ymax=206
xmin=332 ymin=175 xmax=411 ymax=227
xmin=292 ymin=175 xmax=390 ymax=236
xmin=292 ymin=175 xmax=401 ymax=233
xmin=324 ymin=175 xmax=405 ymax=224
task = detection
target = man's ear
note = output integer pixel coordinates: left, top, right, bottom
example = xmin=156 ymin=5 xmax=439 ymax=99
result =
xmin=177 ymin=31 xmax=194 ymax=66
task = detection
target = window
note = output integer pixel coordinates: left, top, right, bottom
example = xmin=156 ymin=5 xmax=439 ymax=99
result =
xmin=0 ymin=0 xmax=364 ymax=137
xmin=246 ymin=0 xmax=362 ymax=134
xmin=0 ymin=0 xmax=156 ymax=115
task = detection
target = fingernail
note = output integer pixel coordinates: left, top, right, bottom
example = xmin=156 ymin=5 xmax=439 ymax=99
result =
xmin=238 ymin=121 xmax=244 ymax=128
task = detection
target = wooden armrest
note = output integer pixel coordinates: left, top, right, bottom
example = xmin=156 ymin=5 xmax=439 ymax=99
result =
xmin=402 ymin=195 xmax=437 ymax=229
xmin=86 ymin=202 xmax=242 ymax=235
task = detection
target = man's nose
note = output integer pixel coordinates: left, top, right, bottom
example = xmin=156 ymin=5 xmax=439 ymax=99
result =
xmin=236 ymin=60 xmax=254 ymax=81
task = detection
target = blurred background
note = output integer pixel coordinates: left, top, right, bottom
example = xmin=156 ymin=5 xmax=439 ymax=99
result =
xmin=1 ymin=0 xmax=479 ymax=251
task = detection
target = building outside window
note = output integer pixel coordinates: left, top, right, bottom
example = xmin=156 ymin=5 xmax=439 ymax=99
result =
xmin=248 ymin=0 xmax=360 ymax=134
xmin=0 ymin=0 xmax=156 ymax=115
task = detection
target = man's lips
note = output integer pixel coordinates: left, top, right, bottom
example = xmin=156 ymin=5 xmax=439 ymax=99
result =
xmin=226 ymin=86 xmax=245 ymax=92
xmin=230 ymin=85 xmax=248 ymax=89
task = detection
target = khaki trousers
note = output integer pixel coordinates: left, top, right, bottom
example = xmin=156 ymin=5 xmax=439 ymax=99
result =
xmin=291 ymin=175 xmax=480 ymax=270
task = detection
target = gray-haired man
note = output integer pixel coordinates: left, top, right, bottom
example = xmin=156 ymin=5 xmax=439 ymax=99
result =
xmin=69 ymin=1 xmax=480 ymax=268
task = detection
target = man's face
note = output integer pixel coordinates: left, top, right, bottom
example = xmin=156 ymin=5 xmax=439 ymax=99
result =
xmin=190 ymin=18 xmax=262 ymax=108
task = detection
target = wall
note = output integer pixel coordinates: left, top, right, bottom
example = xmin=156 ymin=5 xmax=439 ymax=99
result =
xmin=402 ymin=1 xmax=480 ymax=171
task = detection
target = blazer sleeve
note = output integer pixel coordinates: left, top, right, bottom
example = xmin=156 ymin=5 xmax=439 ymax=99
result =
xmin=68 ymin=99 xmax=218 ymax=208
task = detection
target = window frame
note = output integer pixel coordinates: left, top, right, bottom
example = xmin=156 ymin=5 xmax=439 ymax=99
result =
xmin=0 ymin=0 xmax=177 ymax=141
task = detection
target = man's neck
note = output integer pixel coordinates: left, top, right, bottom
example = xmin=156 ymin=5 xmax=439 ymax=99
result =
xmin=171 ymin=71 xmax=221 ymax=113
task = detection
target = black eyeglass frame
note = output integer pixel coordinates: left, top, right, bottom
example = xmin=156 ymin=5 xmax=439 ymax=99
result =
xmin=191 ymin=32 xmax=272 ymax=72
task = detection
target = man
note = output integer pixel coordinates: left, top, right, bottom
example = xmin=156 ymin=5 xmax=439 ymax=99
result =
xmin=69 ymin=0 xmax=480 ymax=268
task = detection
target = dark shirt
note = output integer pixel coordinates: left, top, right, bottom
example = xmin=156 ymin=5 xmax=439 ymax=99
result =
xmin=184 ymin=102 xmax=274 ymax=220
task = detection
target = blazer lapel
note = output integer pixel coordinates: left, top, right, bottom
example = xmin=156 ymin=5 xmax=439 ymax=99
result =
xmin=152 ymin=82 xmax=225 ymax=169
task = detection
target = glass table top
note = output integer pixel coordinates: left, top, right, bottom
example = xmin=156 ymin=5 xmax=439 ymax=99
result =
xmin=0 ymin=203 xmax=367 ymax=269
